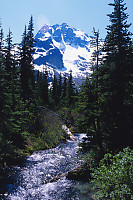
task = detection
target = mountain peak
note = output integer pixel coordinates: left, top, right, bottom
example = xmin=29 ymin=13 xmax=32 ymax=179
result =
xmin=61 ymin=23 xmax=69 ymax=27
xmin=34 ymin=23 xmax=99 ymax=85
xmin=40 ymin=24 xmax=50 ymax=33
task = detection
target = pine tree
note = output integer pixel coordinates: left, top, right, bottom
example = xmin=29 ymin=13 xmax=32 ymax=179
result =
xmin=78 ymin=37 xmax=104 ymax=156
xmin=20 ymin=25 xmax=29 ymax=100
xmin=4 ymin=29 xmax=18 ymax=110
xmin=20 ymin=16 xmax=35 ymax=100
xmin=78 ymin=1 xmax=133 ymax=157
xmin=57 ymin=72 xmax=62 ymax=101
xmin=67 ymin=70 xmax=75 ymax=106
xmin=77 ymin=77 xmax=95 ymax=133
xmin=41 ymin=65 xmax=49 ymax=104
xmin=0 ymin=26 xmax=9 ymax=134
xmin=0 ymin=27 xmax=15 ymax=164
xmin=35 ymin=70 xmax=42 ymax=104
xmin=62 ymin=73 xmax=67 ymax=99
xmin=27 ymin=15 xmax=35 ymax=96
xmin=104 ymin=0 xmax=132 ymax=64
xmin=100 ymin=0 xmax=133 ymax=150
xmin=89 ymin=29 xmax=104 ymax=156
xmin=52 ymin=73 xmax=58 ymax=105
xmin=0 ymin=20 xmax=4 ymax=58
xmin=5 ymin=29 xmax=13 ymax=82
xmin=77 ymin=76 xmax=104 ymax=160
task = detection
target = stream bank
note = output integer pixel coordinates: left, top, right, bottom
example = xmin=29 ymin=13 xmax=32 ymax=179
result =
xmin=0 ymin=133 xmax=95 ymax=200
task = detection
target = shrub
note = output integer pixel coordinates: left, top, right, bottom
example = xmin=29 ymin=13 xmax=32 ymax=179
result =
xmin=91 ymin=147 xmax=133 ymax=200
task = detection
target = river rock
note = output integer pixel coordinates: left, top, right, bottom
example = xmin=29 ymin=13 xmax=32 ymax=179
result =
xmin=66 ymin=164 xmax=92 ymax=181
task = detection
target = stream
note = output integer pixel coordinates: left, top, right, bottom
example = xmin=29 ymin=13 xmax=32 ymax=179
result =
xmin=0 ymin=133 xmax=94 ymax=200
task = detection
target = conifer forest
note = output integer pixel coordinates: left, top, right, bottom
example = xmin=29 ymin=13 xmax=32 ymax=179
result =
xmin=0 ymin=0 xmax=133 ymax=199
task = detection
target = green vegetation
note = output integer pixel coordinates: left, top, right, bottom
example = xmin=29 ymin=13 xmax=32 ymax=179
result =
xmin=0 ymin=0 xmax=133 ymax=199
xmin=76 ymin=0 xmax=133 ymax=199
xmin=0 ymin=16 xmax=76 ymax=167
xmin=91 ymin=148 xmax=133 ymax=200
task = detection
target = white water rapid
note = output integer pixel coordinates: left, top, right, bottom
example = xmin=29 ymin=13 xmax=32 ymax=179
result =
xmin=1 ymin=133 xmax=94 ymax=200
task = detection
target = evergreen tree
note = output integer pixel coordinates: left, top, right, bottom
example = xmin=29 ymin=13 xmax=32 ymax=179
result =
xmin=20 ymin=16 xmax=35 ymax=100
xmin=52 ymin=73 xmax=58 ymax=105
xmin=35 ymin=67 xmax=49 ymax=106
xmin=67 ymin=70 xmax=75 ymax=106
xmin=35 ymin=70 xmax=42 ymax=104
xmin=0 ymin=20 xmax=4 ymax=58
xmin=104 ymin=0 xmax=132 ymax=64
xmin=11 ymin=47 xmax=20 ymax=111
xmin=20 ymin=25 xmax=29 ymax=100
xmin=5 ymin=29 xmax=13 ymax=82
xmin=27 ymin=15 xmax=35 ymax=96
xmin=57 ymin=72 xmax=62 ymax=101
xmin=62 ymin=73 xmax=67 ymax=99
xmin=77 ymin=77 xmax=95 ymax=134
xmin=78 ymin=75 xmax=104 ymax=157
xmin=0 ymin=27 xmax=9 ymax=135
xmin=41 ymin=65 xmax=49 ymax=105
xmin=99 ymin=0 xmax=133 ymax=150
xmin=4 ymin=29 xmax=19 ymax=111
xmin=0 ymin=60 xmax=13 ymax=164
xmin=89 ymin=29 xmax=104 ymax=156
xmin=79 ymin=0 xmax=133 ymax=158
xmin=0 ymin=27 xmax=16 ymax=164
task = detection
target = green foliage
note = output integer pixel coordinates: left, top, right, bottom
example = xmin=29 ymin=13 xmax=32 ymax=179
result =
xmin=20 ymin=17 xmax=35 ymax=101
xmin=25 ymin=122 xmax=67 ymax=153
xmin=14 ymin=99 xmax=36 ymax=132
xmin=78 ymin=0 xmax=133 ymax=157
xmin=0 ymin=16 xmax=73 ymax=168
xmin=91 ymin=148 xmax=133 ymax=200
xmin=67 ymin=70 xmax=75 ymax=106
xmin=77 ymin=3 xmax=133 ymax=196
xmin=58 ymin=106 xmax=78 ymax=129
xmin=77 ymin=77 xmax=96 ymax=133
xmin=99 ymin=0 xmax=133 ymax=151
xmin=37 ymin=122 xmax=66 ymax=148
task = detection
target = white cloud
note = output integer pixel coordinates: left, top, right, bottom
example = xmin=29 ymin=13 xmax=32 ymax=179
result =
xmin=37 ymin=15 xmax=50 ymax=29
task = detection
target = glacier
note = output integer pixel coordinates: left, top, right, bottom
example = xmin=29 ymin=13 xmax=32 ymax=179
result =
xmin=34 ymin=23 xmax=102 ymax=86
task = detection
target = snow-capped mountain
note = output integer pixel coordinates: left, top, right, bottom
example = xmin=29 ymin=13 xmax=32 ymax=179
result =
xmin=34 ymin=23 xmax=98 ymax=85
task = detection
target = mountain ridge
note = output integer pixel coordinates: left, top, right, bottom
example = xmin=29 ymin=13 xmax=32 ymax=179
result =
xmin=34 ymin=23 xmax=99 ymax=85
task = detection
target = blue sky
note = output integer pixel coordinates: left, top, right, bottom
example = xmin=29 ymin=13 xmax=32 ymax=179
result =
xmin=0 ymin=0 xmax=133 ymax=43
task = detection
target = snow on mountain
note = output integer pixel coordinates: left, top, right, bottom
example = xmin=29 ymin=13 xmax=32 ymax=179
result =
xmin=34 ymin=23 xmax=99 ymax=85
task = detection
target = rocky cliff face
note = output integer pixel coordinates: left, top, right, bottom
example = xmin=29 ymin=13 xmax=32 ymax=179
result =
xmin=34 ymin=23 xmax=99 ymax=85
